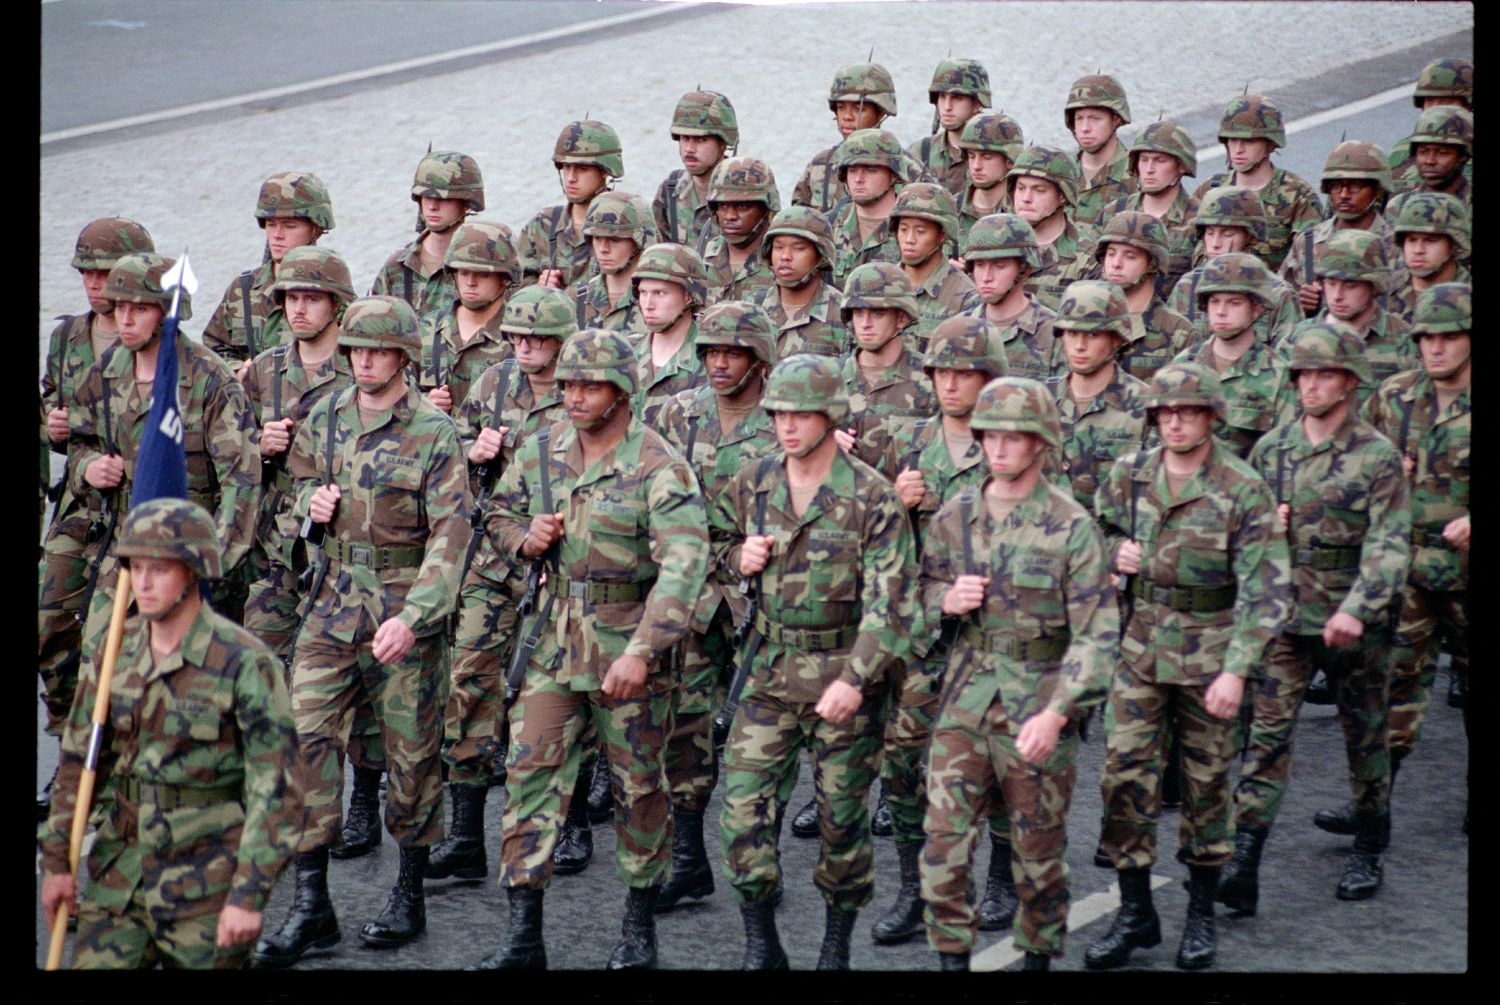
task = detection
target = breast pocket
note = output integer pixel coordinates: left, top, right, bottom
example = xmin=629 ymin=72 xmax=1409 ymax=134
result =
xmin=183 ymin=429 xmax=214 ymax=496
xmin=1175 ymin=526 xmax=1233 ymax=587
xmin=1006 ymin=549 xmax=1065 ymax=630
xmin=1315 ymin=481 xmax=1370 ymax=546
xmin=588 ymin=492 xmax=647 ymax=578
xmin=375 ymin=458 xmax=425 ymax=528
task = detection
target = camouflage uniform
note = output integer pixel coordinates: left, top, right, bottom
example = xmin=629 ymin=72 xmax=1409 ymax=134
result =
xmin=1387 ymin=106 xmax=1473 ymax=212
xmin=1086 ymin=211 xmax=1197 ymax=382
xmin=837 ymin=262 xmax=936 ymax=462
xmin=572 ymin=191 xmax=656 ymax=334
xmin=38 ymin=500 xmax=297 ymax=970
xmin=1100 ymin=120 xmax=1202 ymax=298
xmin=1277 ymin=141 xmax=1397 ymax=308
xmin=829 ymin=129 xmax=907 ymax=285
xmin=1388 ymin=58 xmax=1473 ymax=181
xmin=1066 ymin=74 xmax=1137 ymax=226
xmin=696 ymin=157 xmax=781 ymax=303
xmin=1384 ymin=192 xmax=1472 ymax=325
xmin=371 ymin=152 xmax=485 ymax=318
xmin=954 ymin=112 xmax=1024 ymax=247
xmin=415 ymin=220 xmax=520 ymax=413
xmin=518 ymin=121 xmax=624 ymax=286
xmin=629 ymin=243 xmax=710 ymax=426
xmin=908 ymin=59 xmax=992 ymax=198
xmin=1007 ymin=145 xmax=1097 ymax=310
xmin=653 ymin=90 xmax=738 ymax=248
xmin=744 ymin=206 xmax=846 ymax=358
xmin=959 ymin=213 xmax=1062 ymax=379
xmin=891 ymin=183 xmax=980 ymax=353
xmin=918 ymin=378 xmax=1117 ymax=959
xmin=793 ymin=63 xmax=899 ymax=215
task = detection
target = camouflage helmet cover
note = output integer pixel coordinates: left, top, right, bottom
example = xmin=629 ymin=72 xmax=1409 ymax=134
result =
xmin=1320 ymin=140 xmax=1392 ymax=194
xmin=410 ymin=151 xmax=485 ymax=213
xmin=835 ymin=128 xmax=906 ymax=177
xmin=631 ymin=242 xmax=709 ymax=308
xmin=1411 ymin=281 xmax=1471 ymax=336
xmin=759 ymin=205 xmax=836 ymax=272
xmin=761 ymin=352 xmax=850 ymax=427
xmin=1064 ymin=73 xmax=1132 ymax=127
xmin=929 ymin=58 xmax=992 ymax=106
xmin=104 ymin=252 xmax=192 ymax=321
xmin=1094 ymin=210 xmax=1170 ymax=273
xmin=838 ymin=261 xmax=919 ymax=323
xmin=968 ymin=376 xmax=1062 ymax=450
xmin=828 ymin=61 xmax=898 ymax=117
xmin=1128 ymin=120 xmax=1197 ymax=178
xmin=442 ymin=220 xmax=520 ymax=282
xmin=1055 ymin=279 xmax=1135 ymax=340
xmin=116 ymin=498 xmax=222 ymax=581
xmin=256 ymin=170 xmax=336 ymax=230
xmin=695 ymin=301 xmax=778 ymax=367
xmin=554 ymin=328 xmax=638 ymax=397
xmin=1314 ymin=228 xmax=1390 ymax=293
xmin=890 ymin=181 xmax=959 ymax=243
xmin=1391 ymin=191 xmax=1471 ymax=259
xmin=1006 ymin=145 xmax=1081 ymax=208
xmin=270 ymin=245 xmax=357 ymax=306
xmin=582 ymin=190 xmax=658 ymax=249
xmin=1413 ymin=57 xmax=1474 ymax=107
xmin=72 ymin=217 xmax=154 ymax=271
xmin=1286 ymin=321 xmax=1372 ymax=385
xmin=1217 ymin=94 xmax=1286 ymax=149
xmin=958 ymin=111 xmax=1025 ymax=162
xmin=671 ymin=90 xmax=739 ymax=148
xmin=1193 ymin=185 xmax=1268 ymax=244
xmin=1194 ymin=252 xmax=1276 ymax=310
xmin=1407 ymin=105 xmax=1473 ymax=155
xmin=922 ymin=314 xmax=1009 ymax=380
xmin=339 ymin=295 xmax=421 ymax=364
xmin=1142 ymin=362 xmax=1227 ymax=421
xmin=962 ymin=213 xmax=1042 ymax=270
xmin=554 ymin=120 xmax=625 ymax=178
xmin=707 ymin=157 xmax=782 ymax=215
xmin=500 ymin=284 xmax=578 ymax=340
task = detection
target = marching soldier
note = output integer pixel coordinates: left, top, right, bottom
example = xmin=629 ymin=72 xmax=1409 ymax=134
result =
xmin=370 ymin=152 xmax=484 ymax=318
xmin=837 ymin=262 xmax=936 ymax=462
xmin=1386 ymin=192 xmax=1471 ymax=324
xmin=1091 ymin=211 xmax=1196 ymax=382
xmin=955 ymin=112 xmax=1025 ymax=247
xmin=747 ymin=206 xmax=849 ymax=358
xmin=1386 ymin=106 xmax=1473 ymax=215
xmin=958 ymin=214 xmax=1060 ymax=379
xmin=653 ymin=90 xmax=739 ymax=248
xmin=909 ymin=58 xmax=992 ymax=198
xmin=697 ymin=157 xmax=781 ymax=302
xmin=1065 ymin=74 xmax=1137 ymax=226
xmin=794 ymin=62 xmax=899 ymax=215
xmin=573 ymin=190 xmax=657 ymax=333
xmin=1100 ymin=120 xmax=1201 ymax=297
xmin=416 ymin=220 xmax=519 ymax=416
xmin=519 ymin=120 xmax=625 ymax=288
xmin=829 ymin=128 xmax=908 ymax=286
xmin=1389 ymin=59 xmax=1474 ymax=190
xmin=630 ymin=242 xmax=712 ymax=426
xmin=890 ymin=182 xmax=980 ymax=353
xmin=1006 ymin=145 xmax=1095 ymax=310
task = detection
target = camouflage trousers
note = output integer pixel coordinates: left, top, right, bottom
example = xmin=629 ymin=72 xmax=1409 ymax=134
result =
xmin=1389 ymin=584 xmax=1468 ymax=761
xmin=880 ymin=654 xmax=941 ymax=845
xmin=289 ymin=623 xmax=448 ymax=851
xmin=242 ymin=560 xmax=301 ymax=668
xmin=37 ymin=536 xmax=88 ymax=736
xmin=72 ymin=893 xmax=249 ymax=970
xmin=1233 ymin=623 xmax=1394 ymax=831
xmin=719 ymin=685 xmax=883 ymax=910
xmin=443 ymin=572 xmax=521 ymax=785
xmin=921 ymin=705 xmax=1079 ymax=957
xmin=1099 ymin=666 xmax=1238 ymax=870
xmin=666 ymin=607 xmax=734 ymax=812
xmin=500 ymin=670 xmax=674 ymax=890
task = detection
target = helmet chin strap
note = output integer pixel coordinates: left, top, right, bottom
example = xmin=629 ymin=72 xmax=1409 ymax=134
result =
xmin=990 ymin=447 xmax=1039 ymax=482
xmin=786 ymin=423 xmax=831 ymax=459
xmin=518 ymin=343 xmax=560 ymax=375
xmin=293 ymin=318 xmax=336 ymax=343
xmin=1426 ymin=345 xmax=1471 ymax=381
xmin=716 ymin=361 xmax=764 ymax=398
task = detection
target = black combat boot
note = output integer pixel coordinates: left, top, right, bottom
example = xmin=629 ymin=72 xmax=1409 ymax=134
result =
xmin=1304 ymin=667 xmax=1334 ymax=705
xmin=739 ymin=899 xmax=790 ymax=970
xmin=1022 ymin=952 xmax=1051 ymax=971
xmin=553 ymin=770 xmax=594 ymax=875
xmin=816 ymin=903 xmax=859 ymax=970
xmin=871 ymin=840 xmax=925 ymax=944
xmin=1176 ymin=864 xmax=1220 ymax=970
xmin=1093 ymin=836 xmax=1113 ymax=868
xmin=489 ymin=722 xmax=509 ymax=788
xmin=790 ymin=796 xmax=819 ymax=838
xmin=330 ymin=766 xmax=382 ymax=860
xmin=1315 ymin=760 xmax=1398 ymax=849
xmin=1335 ymin=812 xmax=1386 ymax=901
xmin=938 ymin=951 xmax=969 ymax=971
xmin=467 ymin=887 xmax=546 ymax=969
xmin=1084 ymin=867 xmax=1161 ymax=969
xmin=606 ymin=886 xmax=660 ymax=969
xmin=253 ymin=847 xmax=340 ymax=968
xmin=37 ymin=759 xmax=57 ymax=822
xmin=978 ymin=834 xmax=1019 ymax=931
xmin=587 ymin=751 xmax=614 ymax=823
xmin=426 ymin=783 xmax=488 ymax=881
xmin=359 ymin=846 xmax=428 ymax=947
xmin=656 ymin=806 xmax=714 ymax=912
xmin=1216 ymin=824 xmax=1268 ymax=916
xmin=870 ymin=782 xmax=894 ymax=837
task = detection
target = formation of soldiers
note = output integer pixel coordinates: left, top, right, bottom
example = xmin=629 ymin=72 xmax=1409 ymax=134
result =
xmin=37 ymin=53 xmax=1471 ymax=972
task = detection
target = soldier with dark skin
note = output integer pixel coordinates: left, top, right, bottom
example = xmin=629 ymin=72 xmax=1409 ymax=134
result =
xmin=630 ymin=243 xmax=711 ymax=426
xmin=1388 ymin=58 xmax=1473 ymax=189
xmin=1100 ymin=120 xmax=1201 ymax=298
xmin=1090 ymin=211 xmax=1197 ymax=382
xmin=1006 ymin=145 xmax=1095 ymax=310
xmin=416 ymin=221 xmax=519 ymax=416
xmin=519 ymin=121 xmax=625 ymax=289
xmin=1065 ymin=74 xmax=1138 ymax=227
xmin=959 ymin=214 xmax=1060 ymax=379
xmin=794 ymin=63 xmax=898 ymax=216
xmin=747 ymin=206 xmax=849 ymax=358
xmin=955 ymin=112 xmax=1024 ymax=247
xmin=1386 ymin=106 xmax=1473 ymax=216
xmin=370 ymin=153 xmax=483 ymax=319
xmin=573 ymin=191 xmax=656 ymax=333
xmin=908 ymin=59 xmax=992 ymax=198
xmin=1280 ymin=141 xmax=1396 ymax=318
xmin=697 ymin=157 xmax=781 ymax=303
xmin=654 ymin=90 xmax=738 ymax=248
xmin=890 ymin=182 xmax=979 ymax=354
xmin=1386 ymin=192 xmax=1471 ymax=325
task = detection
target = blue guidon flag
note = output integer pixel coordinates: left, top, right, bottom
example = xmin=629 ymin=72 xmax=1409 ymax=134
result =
xmin=129 ymin=253 xmax=197 ymax=507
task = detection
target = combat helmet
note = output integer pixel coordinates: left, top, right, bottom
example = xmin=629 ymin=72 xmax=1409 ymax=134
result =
xmin=963 ymin=213 xmax=1043 ymax=271
xmin=839 ymin=261 xmax=918 ymax=325
xmin=1142 ymin=362 xmax=1227 ymax=422
xmin=1406 ymin=105 xmax=1473 ymax=156
xmin=116 ymin=498 xmax=222 ymax=581
xmin=890 ymin=182 xmax=960 ymax=246
xmin=1006 ymin=145 xmax=1081 ymax=208
xmin=968 ymin=376 xmax=1062 ymax=451
xmin=410 ymin=152 xmax=484 ymax=213
xmin=707 ymin=157 xmax=781 ymax=216
xmin=696 ymin=301 xmax=777 ymax=368
xmin=1055 ymin=280 xmax=1136 ymax=341
xmin=270 ymin=246 xmax=357 ymax=307
xmin=1391 ymin=191 xmax=1471 ymax=260
xmin=1320 ymin=142 xmax=1391 ymax=220
xmin=1285 ymin=321 xmax=1372 ymax=386
xmin=1128 ymin=120 xmax=1197 ymax=179
xmin=256 ymin=170 xmax=336 ymax=231
xmin=1094 ymin=211 xmax=1169 ymax=274
xmin=583 ymin=191 xmax=658 ymax=251
xmin=631 ymin=243 xmax=710 ymax=309
xmin=759 ymin=206 xmax=836 ymax=275
xmin=1193 ymin=252 xmax=1275 ymax=312
xmin=670 ymin=90 xmax=739 ymax=150
xmin=828 ymin=62 xmax=898 ymax=118
xmin=339 ymin=295 xmax=420 ymax=365
xmin=554 ymin=328 xmax=638 ymax=397
xmin=554 ymin=120 xmax=625 ymax=178
xmin=959 ymin=112 xmax=1026 ymax=163
xmin=1193 ymin=186 xmax=1268 ymax=245
xmin=836 ymin=128 xmax=907 ymax=179
xmin=762 ymin=353 xmax=850 ymax=427
xmin=1411 ymin=282 xmax=1471 ymax=336
xmin=1217 ymin=95 xmax=1286 ymax=150
xmin=922 ymin=315 xmax=1008 ymax=381
xmin=929 ymin=58 xmax=992 ymax=106
xmin=500 ymin=285 xmax=578 ymax=341
xmin=72 ymin=217 xmax=154 ymax=271
xmin=443 ymin=221 xmax=520 ymax=283
xmin=1065 ymin=74 xmax=1132 ymax=128
xmin=104 ymin=253 xmax=192 ymax=321
xmin=1413 ymin=58 xmax=1474 ymax=109
xmin=1314 ymin=229 xmax=1391 ymax=294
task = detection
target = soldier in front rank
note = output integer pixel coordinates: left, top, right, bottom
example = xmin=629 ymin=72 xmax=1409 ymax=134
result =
xmin=39 ymin=499 xmax=298 ymax=969
xmin=1052 ymin=280 xmax=1149 ymax=515
xmin=794 ymin=62 xmax=899 ymax=216
xmin=1169 ymin=254 xmax=1296 ymax=458
xmin=955 ymin=112 xmax=1024 ymax=247
xmin=1006 ymin=145 xmax=1095 ymax=310
xmin=1218 ymin=323 xmax=1410 ymax=914
xmin=202 ymin=171 xmax=333 ymax=365
xmin=1278 ymin=230 xmax=1417 ymax=398
xmin=1386 ymin=106 xmax=1473 ymax=216
xmin=837 ymin=262 xmax=936 ymax=464
xmin=1280 ymin=141 xmax=1397 ymax=318
xmin=747 ymin=206 xmax=848 ymax=358
xmin=918 ymin=377 xmax=1117 ymax=972
xmin=1100 ymin=120 xmax=1201 ymax=298
xmin=1065 ymin=74 xmax=1137 ymax=227
xmin=1326 ymin=283 xmax=1470 ymax=838
xmin=573 ymin=190 xmax=656 ymax=333
xmin=425 ymin=286 xmax=575 ymax=885
xmin=1169 ymin=187 xmax=1303 ymax=345
xmin=865 ymin=315 xmax=1011 ymax=947
xmin=711 ymin=354 xmax=915 ymax=970
xmin=829 ymin=128 xmax=907 ymax=286
xmin=254 ymin=297 xmax=468 ymax=965
xmin=1091 ymin=211 xmax=1197 ymax=382
xmin=891 ymin=182 xmax=979 ymax=354
xmin=70 ymin=253 xmax=260 ymax=664
xmin=1389 ymin=59 xmax=1473 ymax=190
xmin=631 ymin=242 xmax=711 ymax=426
xmin=1191 ymin=96 xmax=1322 ymax=272
xmin=241 ymin=246 xmax=356 ymax=663
xmin=908 ymin=58 xmax=991 ymax=198
xmin=1386 ymin=192 xmax=1471 ymax=325
xmin=370 ymin=152 xmax=483 ymax=319
xmin=697 ymin=157 xmax=780 ymax=302
xmin=518 ymin=120 xmax=624 ymax=289
xmin=959 ymin=214 xmax=1060 ymax=379
xmin=654 ymin=302 xmax=781 ymax=913
xmin=38 ymin=216 xmax=154 ymax=819
xmin=470 ymin=329 xmax=707 ymax=970
xmin=1086 ymin=365 xmax=1289 ymax=972
xmin=653 ymin=90 xmax=739 ymax=248
xmin=415 ymin=220 xmax=518 ymax=416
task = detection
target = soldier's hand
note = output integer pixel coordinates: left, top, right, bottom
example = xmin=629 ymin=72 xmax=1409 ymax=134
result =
xmin=469 ymin=427 xmax=507 ymax=465
xmin=815 ymin=679 xmax=863 ymax=724
xmin=521 ymin=512 xmax=564 ymax=557
xmin=941 ymin=575 xmax=990 ymax=615
xmin=1296 ymin=281 xmax=1322 ymax=314
xmin=1204 ymin=671 xmax=1245 ymax=720
xmin=216 ymin=904 xmax=263 ymax=948
xmin=894 ymin=468 xmax=926 ymax=509
xmin=428 ymin=384 xmax=454 ymax=413
xmin=46 ymin=407 xmax=70 ymax=444
xmin=738 ymin=534 xmax=775 ymax=576
xmin=1016 ymin=708 xmax=1067 ymax=765
xmin=372 ymin=616 xmax=417 ymax=664
xmin=1322 ymin=611 xmax=1365 ymax=649
xmin=85 ymin=453 xmax=125 ymax=489
xmin=309 ymin=483 xmax=341 ymax=524
xmin=235 ymin=359 xmax=253 ymax=384
xmin=1115 ymin=539 xmax=1143 ymax=576
xmin=1276 ymin=503 xmax=1290 ymax=533
xmin=259 ymin=417 xmax=294 ymax=457
xmin=949 ymin=255 xmax=967 ymax=273
xmin=1443 ymin=514 xmax=1470 ymax=552
xmin=833 ymin=428 xmax=857 ymax=453
xmin=538 ymin=269 xmax=565 ymax=289
xmin=41 ymin=872 xmax=76 ymax=930
xmin=602 ymin=654 xmax=649 ymax=699
xmin=1403 ymin=454 xmax=1417 ymax=480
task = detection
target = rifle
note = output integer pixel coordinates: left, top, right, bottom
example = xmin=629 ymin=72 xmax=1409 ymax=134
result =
xmin=76 ymin=347 xmax=121 ymax=626
xmin=505 ymin=423 xmax=555 ymax=706
xmin=294 ymin=397 xmax=339 ymax=612
xmin=712 ymin=457 xmax=773 ymax=747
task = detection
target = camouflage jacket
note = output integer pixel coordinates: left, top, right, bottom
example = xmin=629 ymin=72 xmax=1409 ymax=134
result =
xmin=908 ymin=260 xmax=981 ymax=355
xmin=874 ymin=415 xmax=987 ymax=544
xmin=1278 ymin=310 xmax=1418 ymax=403
xmin=907 ymin=130 xmax=968 ymax=198
xmin=1027 ymin=217 xmax=1097 ymax=311
xmin=792 ymin=143 xmax=844 ymax=216
xmin=653 ymin=168 xmax=718 ymax=248
xmin=830 ymin=207 xmax=902 ymax=287
xmin=69 ymin=339 xmax=261 ymax=576
xmin=202 ymin=258 xmax=284 ymax=363
xmin=1247 ymin=411 xmax=1411 ymax=634
xmin=632 ymin=322 xmax=706 ymax=427
xmin=1387 ymin=172 xmax=1472 ymax=213
xmin=960 ymin=300 xmax=1061 ymax=379
xmin=842 ymin=344 xmax=938 ymax=448
xmin=40 ymin=312 xmax=115 ymax=545
xmin=369 ymin=236 xmax=459 ymax=320
xmin=1192 ymin=167 xmax=1323 ymax=272
xmin=697 ymin=234 xmax=778 ymax=304
xmin=1389 ymin=142 xmax=1473 ymax=194
xmin=1100 ymin=186 xmax=1201 ymax=297
xmin=709 ymin=448 xmax=916 ymax=702
xmin=288 ymin=384 xmax=469 ymax=641
xmin=1120 ymin=300 xmax=1198 ymax=383
xmin=416 ymin=305 xmax=514 ymax=413
xmin=572 ymin=275 xmax=647 ymax=334
xmin=1363 ymin=370 xmax=1469 ymax=593
xmin=1055 ymin=365 xmax=1150 ymax=514
xmin=1075 ymin=143 xmax=1137 ymax=227
xmin=517 ymin=204 xmax=595 ymax=287
xmin=490 ymin=418 xmax=708 ymax=690
xmin=747 ymin=280 xmax=848 ymax=358
xmin=955 ymin=185 xmax=1012 ymax=250
xmin=1170 ymin=336 xmax=1296 ymax=459
xmin=1096 ymin=442 xmax=1290 ymax=683
xmin=1169 ymin=261 xmax=1303 ymax=346
xmin=38 ymin=605 xmax=297 ymax=916
xmin=920 ymin=476 xmax=1117 ymax=729
xmin=1385 ymin=264 xmax=1472 ymax=327
xmin=1278 ymin=215 xmax=1399 ymax=298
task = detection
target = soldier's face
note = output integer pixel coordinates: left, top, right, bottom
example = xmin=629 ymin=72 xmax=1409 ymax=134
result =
xmin=1418 ymin=331 xmax=1470 ymax=379
xmin=896 ymin=218 xmax=944 ymax=266
xmin=419 ymin=197 xmax=467 ymax=233
xmin=1102 ymin=243 xmax=1151 ymax=289
xmin=931 ymin=368 xmax=989 ymax=417
xmin=772 ymin=409 xmax=832 ymax=456
xmin=284 ymin=290 xmax=337 ymax=337
xmin=1071 ymin=107 xmax=1120 ymax=154
xmin=564 ymin=379 xmax=625 ymax=431
xmin=350 ymin=346 xmax=406 ymax=394
xmin=637 ymin=278 xmax=691 ymax=330
xmin=705 ymin=345 xmax=757 ymax=393
xmin=1155 ymin=405 xmax=1213 ymax=452
xmin=966 ymin=149 xmax=1011 ymax=190
xmin=114 ymin=300 xmax=164 ymax=349
xmin=590 ymin=236 xmax=637 ymax=273
xmin=1327 ymin=179 xmax=1380 ymax=219
xmin=1320 ymin=277 xmax=1375 ymax=320
xmin=850 ymin=307 xmax=903 ymax=350
xmin=970 ymin=257 xmax=1025 ymax=301
xmin=1415 ymin=143 xmax=1464 ymax=184
xmin=833 ymin=101 xmax=883 ymax=138
xmin=1011 ymin=177 xmax=1062 ymax=224
xmin=80 ymin=268 xmax=113 ymax=314
xmin=1061 ymin=329 xmax=1121 ymax=374
xmin=1421 ymin=96 xmax=1469 ymax=111
xmin=981 ymin=429 xmax=1043 ymax=478
xmin=771 ymin=235 xmax=820 ymax=284
xmin=559 ymin=164 xmax=608 ymax=202
xmin=1135 ymin=151 xmax=1184 ymax=194
xmin=936 ymin=93 xmax=982 ymax=131
xmin=1205 ymin=292 xmax=1262 ymax=336
xmin=454 ymin=269 xmax=506 ymax=309
xmin=1202 ymin=224 xmax=1251 ymax=256
xmin=676 ymin=134 xmax=726 ymax=175
xmin=130 ymin=556 xmax=194 ymax=621
xmin=845 ymin=164 xmax=894 ymax=203
xmin=513 ymin=333 xmax=559 ymax=372
xmin=1225 ymin=138 xmax=1273 ymax=172
xmin=264 ymin=217 xmax=319 ymax=263
xmin=1295 ymin=368 xmax=1357 ymax=413
xmin=715 ymin=201 xmax=768 ymax=243
xmin=1402 ymin=233 xmax=1456 ymax=275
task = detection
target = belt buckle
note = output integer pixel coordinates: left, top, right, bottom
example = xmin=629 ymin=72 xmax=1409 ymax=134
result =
xmin=350 ymin=543 xmax=373 ymax=566
xmin=569 ymin=581 xmax=588 ymax=600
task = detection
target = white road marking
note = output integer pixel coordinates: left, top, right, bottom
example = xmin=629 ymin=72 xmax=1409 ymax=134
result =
xmin=970 ymin=870 xmax=1171 ymax=971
